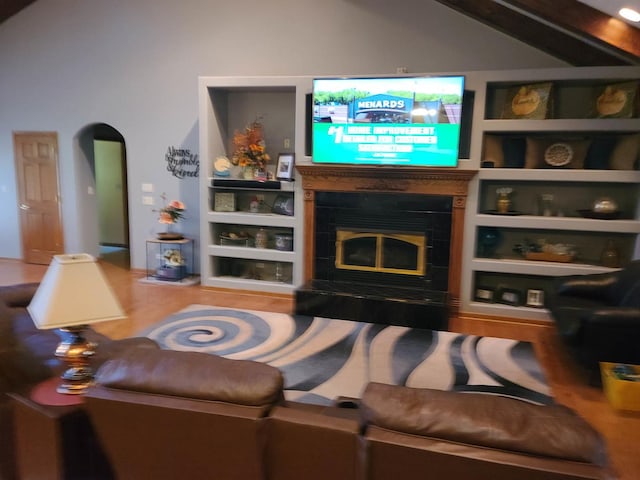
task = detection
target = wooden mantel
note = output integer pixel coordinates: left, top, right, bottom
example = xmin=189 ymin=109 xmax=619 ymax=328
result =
xmin=296 ymin=164 xmax=478 ymax=310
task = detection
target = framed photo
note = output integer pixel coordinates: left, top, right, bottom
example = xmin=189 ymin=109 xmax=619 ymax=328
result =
xmin=272 ymin=195 xmax=294 ymax=216
xmin=474 ymin=286 xmax=495 ymax=303
xmin=496 ymin=287 xmax=522 ymax=306
xmin=276 ymin=153 xmax=295 ymax=180
xmin=526 ymin=289 xmax=545 ymax=308
xmin=214 ymin=192 xmax=235 ymax=212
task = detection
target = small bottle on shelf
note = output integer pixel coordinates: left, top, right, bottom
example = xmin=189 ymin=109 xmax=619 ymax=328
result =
xmin=255 ymin=228 xmax=268 ymax=249
xmin=275 ymin=262 xmax=284 ymax=282
xmin=600 ymin=240 xmax=620 ymax=268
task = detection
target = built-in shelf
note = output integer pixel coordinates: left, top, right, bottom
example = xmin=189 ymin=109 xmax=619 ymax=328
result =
xmin=462 ymin=65 xmax=640 ymax=321
xmin=198 ymin=76 xmax=307 ymax=294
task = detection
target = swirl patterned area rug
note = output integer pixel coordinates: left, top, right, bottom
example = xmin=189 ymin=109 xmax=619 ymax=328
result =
xmin=140 ymin=305 xmax=552 ymax=406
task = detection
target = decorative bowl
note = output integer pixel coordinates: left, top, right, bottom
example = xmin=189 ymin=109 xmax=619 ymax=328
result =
xmin=592 ymin=197 xmax=618 ymax=214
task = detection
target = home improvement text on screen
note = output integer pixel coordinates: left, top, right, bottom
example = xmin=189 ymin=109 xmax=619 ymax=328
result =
xmin=312 ymin=75 xmax=465 ymax=167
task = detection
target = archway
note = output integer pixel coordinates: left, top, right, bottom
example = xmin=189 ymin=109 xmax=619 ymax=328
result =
xmin=77 ymin=123 xmax=130 ymax=269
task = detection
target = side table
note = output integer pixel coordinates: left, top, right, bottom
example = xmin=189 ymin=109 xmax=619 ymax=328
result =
xmin=143 ymin=237 xmax=199 ymax=285
xmin=9 ymin=378 xmax=113 ymax=480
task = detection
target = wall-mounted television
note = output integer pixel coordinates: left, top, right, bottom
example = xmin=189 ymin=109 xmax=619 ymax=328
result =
xmin=312 ymin=75 xmax=465 ymax=167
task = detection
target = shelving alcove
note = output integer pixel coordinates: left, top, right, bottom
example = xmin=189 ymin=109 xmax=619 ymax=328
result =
xmin=461 ymin=66 xmax=640 ymax=321
xmin=198 ymin=76 xmax=308 ymax=294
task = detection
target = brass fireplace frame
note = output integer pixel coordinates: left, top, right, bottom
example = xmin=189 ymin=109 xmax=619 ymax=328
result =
xmin=335 ymin=230 xmax=426 ymax=276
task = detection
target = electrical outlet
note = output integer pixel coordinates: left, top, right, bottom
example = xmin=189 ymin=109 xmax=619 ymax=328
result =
xmin=143 ymin=196 xmax=154 ymax=205
xmin=283 ymin=138 xmax=291 ymax=149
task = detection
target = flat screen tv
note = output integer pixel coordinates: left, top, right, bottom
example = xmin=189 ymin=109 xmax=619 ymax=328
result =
xmin=312 ymin=75 xmax=465 ymax=167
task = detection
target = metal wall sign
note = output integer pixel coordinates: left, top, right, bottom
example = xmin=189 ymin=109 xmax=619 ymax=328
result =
xmin=166 ymin=146 xmax=199 ymax=178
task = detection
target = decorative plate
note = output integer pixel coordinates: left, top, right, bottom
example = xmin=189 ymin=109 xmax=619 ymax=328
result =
xmin=214 ymin=156 xmax=231 ymax=177
xmin=544 ymin=143 xmax=573 ymax=167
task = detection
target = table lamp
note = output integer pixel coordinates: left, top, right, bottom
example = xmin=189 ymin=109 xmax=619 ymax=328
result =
xmin=27 ymin=253 xmax=126 ymax=394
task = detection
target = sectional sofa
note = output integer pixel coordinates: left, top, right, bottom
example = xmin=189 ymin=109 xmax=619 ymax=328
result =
xmin=1 ymin=282 xmax=615 ymax=479
xmin=85 ymin=346 xmax=614 ymax=480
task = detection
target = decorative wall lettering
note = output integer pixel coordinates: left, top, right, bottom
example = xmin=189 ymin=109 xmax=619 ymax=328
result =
xmin=166 ymin=146 xmax=199 ymax=178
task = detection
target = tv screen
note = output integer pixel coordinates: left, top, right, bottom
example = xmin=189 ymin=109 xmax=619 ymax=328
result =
xmin=312 ymin=75 xmax=465 ymax=167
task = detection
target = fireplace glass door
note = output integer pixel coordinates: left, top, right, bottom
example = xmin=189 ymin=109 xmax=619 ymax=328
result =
xmin=335 ymin=229 xmax=425 ymax=276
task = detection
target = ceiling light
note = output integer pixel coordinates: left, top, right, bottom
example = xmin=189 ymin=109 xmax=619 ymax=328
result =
xmin=619 ymin=7 xmax=640 ymax=22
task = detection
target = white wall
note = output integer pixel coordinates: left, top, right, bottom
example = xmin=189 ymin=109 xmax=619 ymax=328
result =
xmin=0 ymin=0 xmax=565 ymax=269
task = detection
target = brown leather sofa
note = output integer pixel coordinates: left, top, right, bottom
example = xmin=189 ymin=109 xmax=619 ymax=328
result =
xmin=85 ymin=348 xmax=614 ymax=480
xmin=0 ymin=282 xmax=158 ymax=480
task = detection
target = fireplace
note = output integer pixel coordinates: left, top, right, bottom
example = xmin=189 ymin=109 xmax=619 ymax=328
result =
xmin=295 ymin=164 xmax=476 ymax=330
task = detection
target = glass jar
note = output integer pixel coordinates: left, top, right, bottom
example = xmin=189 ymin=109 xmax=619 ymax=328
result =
xmin=600 ymin=239 xmax=620 ymax=268
xmin=255 ymin=228 xmax=268 ymax=249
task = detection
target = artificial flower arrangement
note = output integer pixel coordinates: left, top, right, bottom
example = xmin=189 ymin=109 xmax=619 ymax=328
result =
xmin=163 ymin=249 xmax=185 ymax=266
xmin=231 ymin=120 xmax=271 ymax=170
xmin=157 ymin=193 xmax=185 ymax=224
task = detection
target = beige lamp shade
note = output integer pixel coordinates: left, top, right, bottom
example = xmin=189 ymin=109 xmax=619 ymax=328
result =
xmin=27 ymin=253 xmax=126 ymax=329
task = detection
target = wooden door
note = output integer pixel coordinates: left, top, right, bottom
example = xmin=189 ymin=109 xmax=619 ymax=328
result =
xmin=13 ymin=132 xmax=64 ymax=264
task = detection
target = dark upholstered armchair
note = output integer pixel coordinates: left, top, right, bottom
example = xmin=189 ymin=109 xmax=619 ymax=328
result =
xmin=545 ymin=260 xmax=640 ymax=380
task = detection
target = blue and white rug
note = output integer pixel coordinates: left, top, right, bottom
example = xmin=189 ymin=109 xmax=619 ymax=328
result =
xmin=139 ymin=305 xmax=552 ymax=406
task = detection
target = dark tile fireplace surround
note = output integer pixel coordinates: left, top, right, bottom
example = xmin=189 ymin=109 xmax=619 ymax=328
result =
xmin=295 ymin=165 xmax=476 ymax=330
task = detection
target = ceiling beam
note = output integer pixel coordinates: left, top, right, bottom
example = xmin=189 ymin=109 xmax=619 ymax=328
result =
xmin=0 ymin=0 xmax=36 ymax=25
xmin=433 ymin=0 xmax=638 ymax=66
xmin=504 ymin=0 xmax=640 ymax=59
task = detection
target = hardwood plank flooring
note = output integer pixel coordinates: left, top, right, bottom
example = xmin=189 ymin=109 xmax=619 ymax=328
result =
xmin=1 ymin=257 xmax=638 ymax=479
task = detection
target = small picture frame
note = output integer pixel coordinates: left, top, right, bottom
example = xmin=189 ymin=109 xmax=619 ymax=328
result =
xmin=276 ymin=153 xmax=295 ymax=180
xmin=214 ymin=192 xmax=236 ymax=212
xmin=272 ymin=195 xmax=294 ymax=216
xmin=496 ymin=287 xmax=522 ymax=306
xmin=526 ymin=289 xmax=545 ymax=308
xmin=474 ymin=286 xmax=495 ymax=303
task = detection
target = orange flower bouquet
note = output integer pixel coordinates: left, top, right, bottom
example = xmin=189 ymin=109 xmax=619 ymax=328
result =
xmin=231 ymin=121 xmax=271 ymax=171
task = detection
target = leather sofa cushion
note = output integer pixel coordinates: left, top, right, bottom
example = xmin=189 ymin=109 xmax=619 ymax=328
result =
xmin=95 ymin=347 xmax=284 ymax=407
xmin=0 ymin=283 xmax=39 ymax=309
xmin=361 ymin=382 xmax=606 ymax=465
xmin=0 ymin=283 xmax=40 ymax=348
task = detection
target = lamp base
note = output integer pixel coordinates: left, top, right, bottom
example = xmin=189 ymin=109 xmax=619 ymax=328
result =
xmin=55 ymin=326 xmax=97 ymax=395
xmin=57 ymin=366 xmax=95 ymax=395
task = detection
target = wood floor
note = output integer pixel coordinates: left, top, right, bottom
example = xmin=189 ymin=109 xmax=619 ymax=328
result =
xmin=2 ymin=255 xmax=639 ymax=479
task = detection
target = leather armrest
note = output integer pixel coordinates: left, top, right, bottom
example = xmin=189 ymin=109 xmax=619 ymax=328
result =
xmin=0 ymin=283 xmax=39 ymax=308
xmin=552 ymin=273 xmax=615 ymax=301
xmin=583 ymin=308 xmax=640 ymax=327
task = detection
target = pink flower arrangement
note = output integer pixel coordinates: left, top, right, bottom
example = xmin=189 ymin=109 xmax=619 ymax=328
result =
xmin=157 ymin=193 xmax=185 ymax=224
